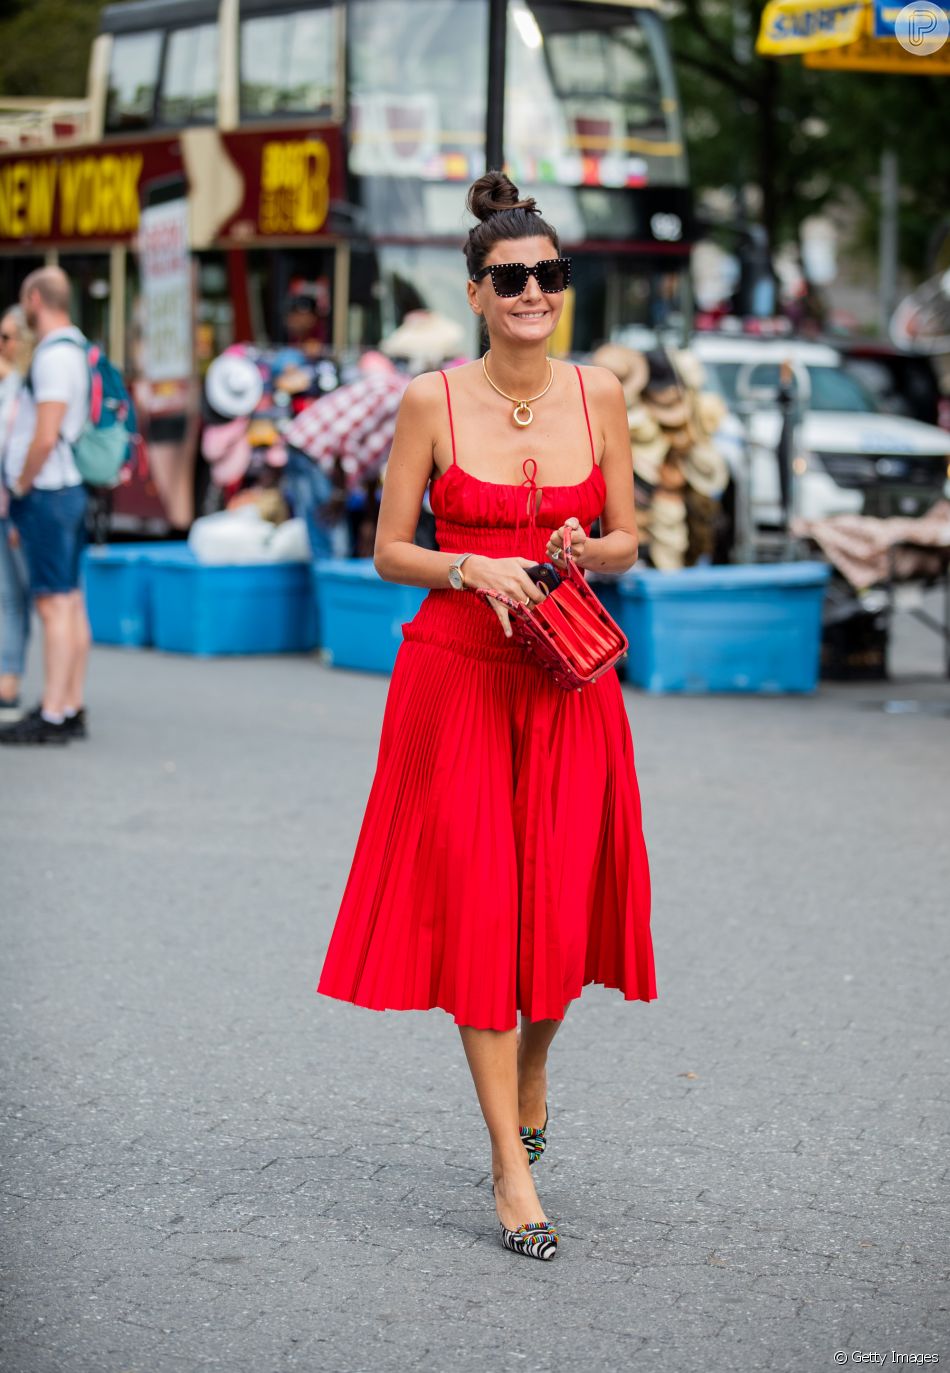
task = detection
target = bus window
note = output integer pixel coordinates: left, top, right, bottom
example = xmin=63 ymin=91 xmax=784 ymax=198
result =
xmin=60 ymin=254 xmax=113 ymax=351
xmin=105 ymin=30 xmax=163 ymax=132
xmin=196 ymin=254 xmax=235 ymax=362
xmin=246 ymin=247 xmax=335 ymax=350
xmin=158 ymin=23 xmax=219 ymax=127
xmin=506 ymin=1 xmax=686 ymax=193
xmin=240 ymin=5 xmax=340 ymax=120
xmin=349 ymin=0 xmax=488 ymax=185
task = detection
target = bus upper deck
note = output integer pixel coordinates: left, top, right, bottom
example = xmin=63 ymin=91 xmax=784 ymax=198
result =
xmin=0 ymin=0 xmax=694 ymax=527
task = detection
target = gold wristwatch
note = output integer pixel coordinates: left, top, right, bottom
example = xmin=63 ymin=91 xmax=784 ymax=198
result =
xmin=447 ymin=552 xmax=474 ymax=591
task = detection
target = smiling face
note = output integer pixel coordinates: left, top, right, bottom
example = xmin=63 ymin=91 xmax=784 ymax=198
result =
xmin=466 ymin=235 xmax=564 ymax=348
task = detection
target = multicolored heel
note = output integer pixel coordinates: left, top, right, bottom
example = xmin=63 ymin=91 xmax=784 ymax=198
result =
xmin=500 ymin=1220 xmax=559 ymax=1261
xmin=520 ymin=1103 xmax=549 ymax=1166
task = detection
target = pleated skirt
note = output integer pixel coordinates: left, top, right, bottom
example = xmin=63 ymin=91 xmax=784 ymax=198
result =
xmin=317 ymin=589 xmax=655 ymax=1031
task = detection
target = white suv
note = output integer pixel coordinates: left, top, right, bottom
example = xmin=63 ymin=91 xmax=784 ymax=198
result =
xmin=691 ymin=335 xmax=950 ymax=527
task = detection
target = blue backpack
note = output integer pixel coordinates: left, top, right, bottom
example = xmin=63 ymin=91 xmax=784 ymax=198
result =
xmin=29 ymin=336 xmax=140 ymax=488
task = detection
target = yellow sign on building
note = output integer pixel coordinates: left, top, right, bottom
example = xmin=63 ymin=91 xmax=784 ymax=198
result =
xmin=804 ymin=31 xmax=950 ymax=69
xmin=259 ymin=139 xmax=331 ymax=236
xmin=757 ymin=0 xmax=950 ymax=71
xmin=0 ymin=152 xmax=143 ymax=240
xmin=756 ymin=0 xmax=866 ymax=55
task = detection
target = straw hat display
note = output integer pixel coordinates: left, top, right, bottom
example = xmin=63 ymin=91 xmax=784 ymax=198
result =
xmin=695 ymin=390 xmax=728 ymax=440
xmin=591 ymin=344 xmax=649 ymax=407
xmin=381 ymin=310 xmax=464 ymax=368
xmin=612 ymin=345 xmax=730 ymax=571
xmin=627 ymin=403 xmax=669 ymax=485
xmin=662 ymin=422 xmax=697 ymax=456
xmin=647 ymin=491 xmax=690 ymax=571
xmin=645 ymin=388 xmax=692 ymax=431
xmin=682 ymin=439 xmax=729 ymax=499
xmin=670 ymin=347 xmax=707 ymax=393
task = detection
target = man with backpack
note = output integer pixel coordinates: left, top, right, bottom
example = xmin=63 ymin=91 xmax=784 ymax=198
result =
xmin=0 ymin=267 xmax=92 ymax=745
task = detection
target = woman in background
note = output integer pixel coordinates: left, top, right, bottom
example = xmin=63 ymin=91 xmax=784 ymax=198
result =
xmin=0 ymin=306 xmax=33 ymax=720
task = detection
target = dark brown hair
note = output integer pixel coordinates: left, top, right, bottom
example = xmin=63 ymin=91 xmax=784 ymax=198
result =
xmin=463 ymin=171 xmax=561 ymax=278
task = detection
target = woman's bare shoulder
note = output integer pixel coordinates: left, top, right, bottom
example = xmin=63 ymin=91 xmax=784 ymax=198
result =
xmin=573 ymin=361 xmax=625 ymax=404
xmin=400 ymin=370 xmax=440 ymax=404
xmin=400 ymin=362 xmax=481 ymax=415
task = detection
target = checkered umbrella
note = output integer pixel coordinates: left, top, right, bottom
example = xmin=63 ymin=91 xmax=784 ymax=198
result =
xmin=284 ymin=374 xmax=410 ymax=489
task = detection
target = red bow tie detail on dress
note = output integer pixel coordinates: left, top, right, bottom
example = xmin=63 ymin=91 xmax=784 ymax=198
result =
xmin=515 ymin=457 xmax=543 ymax=547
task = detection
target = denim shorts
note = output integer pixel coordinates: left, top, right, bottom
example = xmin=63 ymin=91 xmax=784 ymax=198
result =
xmin=8 ymin=483 xmax=89 ymax=597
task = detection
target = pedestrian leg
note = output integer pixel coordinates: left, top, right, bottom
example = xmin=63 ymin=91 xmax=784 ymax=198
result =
xmin=64 ymin=588 xmax=90 ymax=713
xmin=34 ymin=593 xmax=76 ymax=717
xmin=0 ymin=518 xmax=31 ymax=705
xmin=517 ymin=1013 xmax=565 ymax=1134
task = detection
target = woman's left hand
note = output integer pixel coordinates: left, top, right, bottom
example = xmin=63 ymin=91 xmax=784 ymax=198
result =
xmin=546 ymin=517 xmax=587 ymax=567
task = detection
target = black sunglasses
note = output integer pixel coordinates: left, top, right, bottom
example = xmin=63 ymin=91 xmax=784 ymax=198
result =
xmin=470 ymin=257 xmax=572 ymax=298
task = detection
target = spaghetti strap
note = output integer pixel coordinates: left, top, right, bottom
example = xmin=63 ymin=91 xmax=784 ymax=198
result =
xmin=440 ymin=370 xmax=457 ymax=465
xmin=574 ymin=365 xmax=596 ymax=466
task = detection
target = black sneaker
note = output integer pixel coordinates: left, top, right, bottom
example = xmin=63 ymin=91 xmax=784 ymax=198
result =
xmin=63 ymin=708 xmax=88 ymax=740
xmin=0 ymin=707 xmax=70 ymax=745
xmin=0 ymin=695 xmax=24 ymax=723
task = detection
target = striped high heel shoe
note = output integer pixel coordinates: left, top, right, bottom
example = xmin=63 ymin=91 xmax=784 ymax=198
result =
xmin=520 ymin=1103 xmax=549 ymax=1167
xmin=500 ymin=1220 xmax=559 ymax=1261
xmin=492 ymin=1177 xmax=559 ymax=1261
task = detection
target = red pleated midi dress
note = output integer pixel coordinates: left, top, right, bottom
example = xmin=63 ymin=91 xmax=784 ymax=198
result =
xmin=317 ymin=366 xmax=655 ymax=1031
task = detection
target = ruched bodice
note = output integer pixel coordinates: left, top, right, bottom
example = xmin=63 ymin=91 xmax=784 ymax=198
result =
xmin=404 ymin=364 xmax=607 ymax=665
xmin=405 ymin=459 xmax=606 ymax=664
xmin=430 ymin=458 xmax=606 ymax=551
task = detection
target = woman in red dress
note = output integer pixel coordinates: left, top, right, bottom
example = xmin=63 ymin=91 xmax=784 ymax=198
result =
xmin=318 ymin=172 xmax=655 ymax=1262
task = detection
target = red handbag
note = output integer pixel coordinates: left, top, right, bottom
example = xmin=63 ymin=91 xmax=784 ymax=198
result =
xmin=475 ymin=526 xmax=628 ymax=691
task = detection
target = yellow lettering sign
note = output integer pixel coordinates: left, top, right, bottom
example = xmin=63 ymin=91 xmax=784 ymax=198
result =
xmin=258 ymin=139 xmax=330 ymax=237
xmin=0 ymin=151 xmax=142 ymax=242
xmin=11 ymin=164 xmax=28 ymax=236
xmin=119 ymin=154 xmax=142 ymax=231
xmin=0 ymin=160 xmax=54 ymax=238
xmin=27 ymin=161 xmax=57 ymax=236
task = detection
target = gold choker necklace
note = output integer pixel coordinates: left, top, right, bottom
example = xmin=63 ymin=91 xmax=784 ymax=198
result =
xmin=482 ymin=353 xmax=555 ymax=427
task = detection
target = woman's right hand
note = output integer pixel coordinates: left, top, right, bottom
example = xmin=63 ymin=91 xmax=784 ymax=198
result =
xmin=462 ymin=554 xmax=548 ymax=638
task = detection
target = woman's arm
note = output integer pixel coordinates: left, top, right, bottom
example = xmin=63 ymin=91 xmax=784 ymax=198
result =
xmin=548 ymin=366 xmax=639 ymax=575
xmin=373 ymin=373 xmax=464 ymax=590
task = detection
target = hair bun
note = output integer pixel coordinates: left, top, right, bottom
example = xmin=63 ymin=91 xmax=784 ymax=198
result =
xmin=466 ymin=170 xmax=538 ymax=223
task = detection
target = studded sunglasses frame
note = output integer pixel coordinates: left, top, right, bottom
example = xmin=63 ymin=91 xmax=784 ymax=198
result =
xmin=469 ymin=257 xmax=573 ymax=299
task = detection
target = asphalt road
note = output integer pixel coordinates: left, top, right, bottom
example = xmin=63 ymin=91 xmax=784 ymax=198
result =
xmin=1 ymin=598 xmax=948 ymax=1373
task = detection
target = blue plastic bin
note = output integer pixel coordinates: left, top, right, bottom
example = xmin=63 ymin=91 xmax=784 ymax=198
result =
xmin=82 ymin=542 xmax=192 ymax=647
xmin=314 ymin=559 xmax=427 ymax=674
xmin=606 ymin=562 xmax=831 ymax=694
xmin=151 ymin=556 xmax=319 ymax=656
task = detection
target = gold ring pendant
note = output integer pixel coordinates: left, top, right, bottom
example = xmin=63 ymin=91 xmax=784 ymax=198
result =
xmin=482 ymin=354 xmax=554 ymax=428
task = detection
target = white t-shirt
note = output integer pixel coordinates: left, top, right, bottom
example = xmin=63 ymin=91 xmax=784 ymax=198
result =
xmin=0 ymin=370 xmax=20 ymax=454
xmin=3 ymin=326 xmax=88 ymax=490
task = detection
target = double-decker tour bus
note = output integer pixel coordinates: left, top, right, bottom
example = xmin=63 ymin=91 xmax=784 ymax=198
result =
xmin=0 ymin=0 xmax=693 ymax=529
